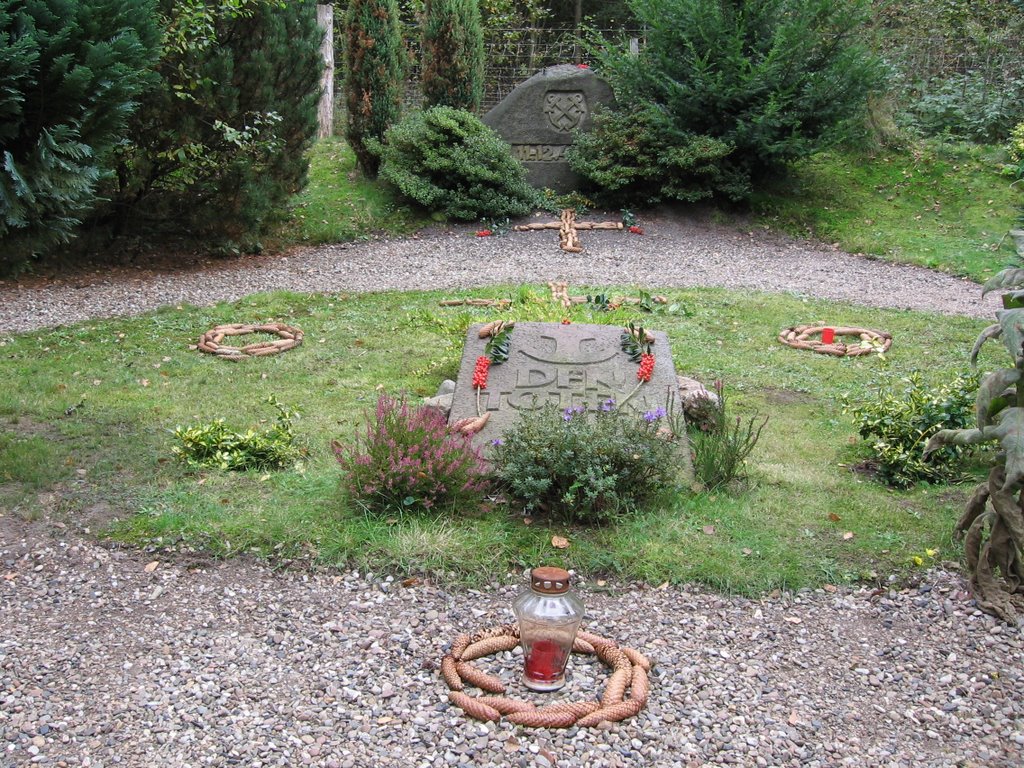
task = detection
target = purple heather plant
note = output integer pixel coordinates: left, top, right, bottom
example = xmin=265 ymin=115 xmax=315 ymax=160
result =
xmin=333 ymin=392 xmax=490 ymax=515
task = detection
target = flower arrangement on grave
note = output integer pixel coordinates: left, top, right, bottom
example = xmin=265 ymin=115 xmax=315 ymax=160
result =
xmin=619 ymin=322 xmax=656 ymax=407
xmin=452 ymin=321 xmax=515 ymax=435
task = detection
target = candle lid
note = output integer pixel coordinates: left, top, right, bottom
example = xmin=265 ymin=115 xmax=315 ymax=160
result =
xmin=530 ymin=566 xmax=571 ymax=594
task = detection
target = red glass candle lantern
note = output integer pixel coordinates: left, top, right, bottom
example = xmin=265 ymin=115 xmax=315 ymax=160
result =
xmin=512 ymin=566 xmax=584 ymax=692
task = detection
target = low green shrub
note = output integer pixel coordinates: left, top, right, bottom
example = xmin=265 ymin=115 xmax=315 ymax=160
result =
xmin=567 ymin=105 xmax=741 ymax=205
xmin=842 ymin=371 xmax=978 ymax=488
xmin=491 ymin=401 xmax=686 ymax=523
xmin=334 ymin=392 xmax=490 ymax=515
xmin=376 ymin=107 xmax=539 ymax=220
xmin=172 ymin=396 xmax=301 ymax=471
xmin=905 ymin=72 xmax=1024 ymax=144
xmin=687 ymin=381 xmax=767 ymax=491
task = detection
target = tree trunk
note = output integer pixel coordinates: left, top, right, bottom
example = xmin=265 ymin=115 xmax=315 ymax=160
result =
xmin=316 ymin=4 xmax=334 ymax=139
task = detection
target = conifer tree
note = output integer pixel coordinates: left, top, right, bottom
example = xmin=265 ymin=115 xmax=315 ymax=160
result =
xmin=0 ymin=0 xmax=160 ymax=272
xmin=344 ymin=0 xmax=404 ymax=177
xmin=109 ymin=0 xmax=322 ymax=249
xmin=421 ymin=0 xmax=484 ymax=112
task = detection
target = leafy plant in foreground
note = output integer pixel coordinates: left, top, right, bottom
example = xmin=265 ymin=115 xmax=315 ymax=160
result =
xmin=688 ymin=380 xmax=767 ymax=491
xmin=492 ymin=401 xmax=686 ymax=523
xmin=172 ymin=396 xmax=301 ymax=471
xmin=334 ymin=392 xmax=490 ymax=515
xmin=924 ymin=251 xmax=1024 ymax=621
xmin=842 ymin=371 xmax=979 ymax=488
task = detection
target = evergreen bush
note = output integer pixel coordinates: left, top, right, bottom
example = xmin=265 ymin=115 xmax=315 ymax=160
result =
xmin=377 ymin=106 xmax=538 ymax=220
xmin=0 ymin=0 xmax=160 ymax=273
xmin=421 ymin=0 xmax=485 ymax=112
xmin=106 ymin=0 xmax=322 ymax=252
xmin=571 ymin=0 xmax=884 ymax=203
xmin=344 ymin=0 xmax=404 ymax=177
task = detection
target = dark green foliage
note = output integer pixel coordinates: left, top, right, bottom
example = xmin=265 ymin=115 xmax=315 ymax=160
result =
xmin=870 ymin=1 xmax=1024 ymax=143
xmin=687 ymin=381 xmax=767 ymax=491
xmin=568 ymin=105 xmax=740 ymax=204
xmin=0 ymin=0 xmax=160 ymax=272
xmin=377 ymin=106 xmax=538 ymax=220
xmin=344 ymin=0 xmax=404 ymax=177
xmin=492 ymin=403 xmax=685 ymax=524
xmin=107 ymin=0 xmax=322 ymax=251
xmin=334 ymin=392 xmax=490 ymax=516
xmin=843 ymin=371 xmax=978 ymax=488
xmin=421 ymin=0 xmax=484 ymax=111
xmin=572 ymin=0 xmax=884 ymax=203
xmin=172 ymin=397 xmax=301 ymax=471
xmin=903 ymin=72 xmax=1024 ymax=143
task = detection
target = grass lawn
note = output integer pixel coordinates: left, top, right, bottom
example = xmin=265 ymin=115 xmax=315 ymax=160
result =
xmin=0 ymin=286 xmax=1000 ymax=593
xmin=271 ymin=137 xmax=429 ymax=246
xmin=751 ymin=140 xmax=1022 ymax=282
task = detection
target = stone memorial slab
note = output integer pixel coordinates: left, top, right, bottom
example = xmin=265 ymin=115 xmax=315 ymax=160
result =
xmin=449 ymin=321 xmax=681 ymax=447
xmin=482 ymin=64 xmax=613 ymax=192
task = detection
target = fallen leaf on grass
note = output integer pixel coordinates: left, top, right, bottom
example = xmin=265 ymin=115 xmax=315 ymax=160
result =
xmin=551 ymin=535 xmax=570 ymax=549
xmin=144 ymin=561 xmax=159 ymax=573
xmin=828 ymin=513 xmax=841 ymax=522
xmin=702 ymin=525 xmax=716 ymax=535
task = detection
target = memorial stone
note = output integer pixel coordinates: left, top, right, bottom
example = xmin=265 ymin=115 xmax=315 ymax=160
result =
xmin=482 ymin=65 xmax=613 ymax=192
xmin=449 ymin=321 xmax=681 ymax=447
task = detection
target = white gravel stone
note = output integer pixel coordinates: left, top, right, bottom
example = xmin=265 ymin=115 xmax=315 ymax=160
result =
xmin=0 ymin=213 xmax=1000 ymax=335
xmin=0 ymin=527 xmax=1022 ymax=767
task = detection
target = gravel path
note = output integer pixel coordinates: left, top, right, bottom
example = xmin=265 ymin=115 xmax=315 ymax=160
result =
xmin=0 ymin=211 xmax=1000 ymax=334
xmin=1 ymin=528 xmax=1022 ymax=768
xmin=3 ymin=217 xmax=1020 ymax=767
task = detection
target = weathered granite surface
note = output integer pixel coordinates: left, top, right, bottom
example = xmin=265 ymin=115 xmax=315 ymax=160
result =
xmin=482 ymin=64 xmax=613 ymax=192
xmin=449 ymin=321 xmax=680 ymax=447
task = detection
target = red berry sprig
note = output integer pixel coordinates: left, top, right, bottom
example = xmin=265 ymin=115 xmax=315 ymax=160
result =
xmin=473 ymin=356 xmax=491 ymax=389
xmin=637 ymin=353 xmax=655 ymax=382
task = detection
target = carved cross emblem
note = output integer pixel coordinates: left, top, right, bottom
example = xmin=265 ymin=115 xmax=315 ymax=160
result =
xmin=543 ymin=92 xmax=587 ymax=132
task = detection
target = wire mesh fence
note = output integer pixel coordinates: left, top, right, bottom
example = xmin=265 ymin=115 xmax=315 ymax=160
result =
xmin=402 ymin=27 xmax=643 ymax=112
xmin=339 ymin=24 xmax=1024 ymax=138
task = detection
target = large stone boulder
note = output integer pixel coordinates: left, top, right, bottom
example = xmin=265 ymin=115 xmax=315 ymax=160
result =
xmin=482 ymin=64 xmax=613 ymax=193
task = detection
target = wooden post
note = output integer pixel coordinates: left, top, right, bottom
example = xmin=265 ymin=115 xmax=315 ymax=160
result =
xmin=316 ymin=4 xmax=334 ymax=139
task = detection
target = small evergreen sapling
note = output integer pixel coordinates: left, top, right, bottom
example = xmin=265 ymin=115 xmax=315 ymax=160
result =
xmin=421 ymin=0 xmax=485 ymax=112
xmin=344 ymin=0 xmax=404 ymax=177
xmin=377 ymin=107 xmax=538 ymax=220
